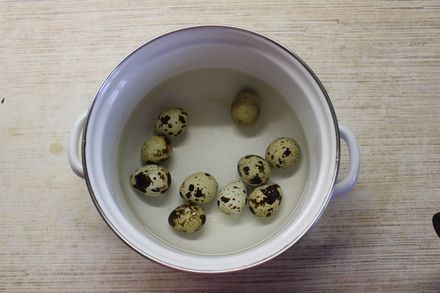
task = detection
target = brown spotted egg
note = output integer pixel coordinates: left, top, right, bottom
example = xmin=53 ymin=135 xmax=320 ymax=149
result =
xmin=140 ymin=135 xmax=172 ymax=164
xmin=129 ymin=164 xmax=171 ymax=197
xmin=265 ymin=137 xmax=300 ymax=169
xmin=231 ymin=89 xmax=260 ymax=126
xmin=217 ymin=180 xmax=248 ymax=215
xmin=179 ymin=172 xmax=218 ymax=204
xmin=168 ymin=203 xmax=206 ymax=233
xmin=248 ymin=183 xmax=283 ymax=217
xmin=237 ymin=155 xmax=271 ymax=187
xmin=155 ymin=107 xmax=189 ymax=137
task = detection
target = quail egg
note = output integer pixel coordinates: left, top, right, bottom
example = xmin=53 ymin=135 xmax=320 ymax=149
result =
xmin=140 ymin=135 xmax=172 ymax=164
xmin=231 ymin=89 xmax=260 ymax=126
xmin=237 ymin=155 xmax=271 ymax=187
xmin=155 ymin=107 xmax=189 ymax=137
xmin=168 ymin=203 xmax=206 ymax=233
xmin=248 ymin=183 xmax=283 ymax=217
xmin=179 ymin=172 xmax=218 ymax=204
xmin=265 ymin=137 xmax=300 ymax=169
xmin=217 ymin=180 xmax=248 ymax=215
xmin=129 ymin=164 xmax=171 ymax=197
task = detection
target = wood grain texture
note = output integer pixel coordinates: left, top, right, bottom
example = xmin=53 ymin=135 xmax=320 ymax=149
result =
xmin=1 ymin=0 xmax=440 ymax=291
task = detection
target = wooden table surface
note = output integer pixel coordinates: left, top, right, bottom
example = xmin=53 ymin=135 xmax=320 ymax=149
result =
xmin=1 ymin=1 xmax=440 ymax=292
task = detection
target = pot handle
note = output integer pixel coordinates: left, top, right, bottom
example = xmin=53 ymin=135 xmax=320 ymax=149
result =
xmin=68 ymin=111 xmax=88 ymax=178
xmin=333 ymin=125 xmax=360 ymax=196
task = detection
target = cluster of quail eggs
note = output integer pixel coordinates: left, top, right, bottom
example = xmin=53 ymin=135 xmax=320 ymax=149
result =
xmin=129 ymin=107 xmax=188 ymax=197
xmin=225 ymin=90 xmax=301 ymax=218
xmin=129 ymin=89 xmax=301 ymax=234
xmin=233 ymin=135 xmax=300 ymax=218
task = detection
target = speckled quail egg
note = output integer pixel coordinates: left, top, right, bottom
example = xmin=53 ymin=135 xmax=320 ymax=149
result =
xmin=248 ymin=183 xmax=283 ymax=217
xmin=168 ymin=203 xmax=206 ymax=233
xmin=265 ymin=137 xmax=300 ymax=169
xmin=237 ymin=155 xmax=271 ymax=187
xmin=155 ymin=107 xmax=189 ymax=137
xmin=140 ymin=135 xmax=172 ymax=164
xmin=179 ymin=172 xmax=218 ymax=204
xmin=231 ymin=89 xmax=260 ymax=126
xmin=129 ymin=164 xmax=171 ymax=197
xmin=217 ymin=180 xmax=248 ymax=215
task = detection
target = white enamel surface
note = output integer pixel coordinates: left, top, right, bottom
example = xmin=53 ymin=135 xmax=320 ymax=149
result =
xmin=68 ymin=110 xmax=87 ymax=178
xmin=333 ymin=125 xmax=361 ymax=196
xmin=119 ymin=68 xmax=308 ymax=255
xmin=83 ymin=27 xmax=339 ymax=272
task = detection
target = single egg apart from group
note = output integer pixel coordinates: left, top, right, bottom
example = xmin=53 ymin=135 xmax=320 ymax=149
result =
xmin=231 ymin=89 xmax=260 ymax=126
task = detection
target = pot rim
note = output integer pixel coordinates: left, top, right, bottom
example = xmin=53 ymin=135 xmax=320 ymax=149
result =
xmin=81 ymin=25 xmax=341 ymax=273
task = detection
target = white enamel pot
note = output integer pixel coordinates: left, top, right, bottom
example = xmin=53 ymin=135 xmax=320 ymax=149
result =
xmin=68 ymin=26 xmax=360 ymax=273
